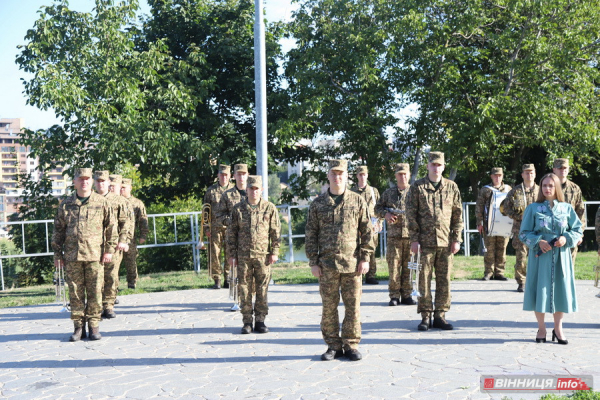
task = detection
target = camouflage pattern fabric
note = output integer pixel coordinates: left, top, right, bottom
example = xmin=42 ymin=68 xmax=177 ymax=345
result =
xmin=204 ymin=182 xmax=235 ymax=280
xmin=66 ymin=261 xmax=104 ymax=327
xmin=562 ymin=179 xmax=585 ymax=265
xmin=504 ymin=183 xmax=539 ymax=284
xmin=375 ymin=186 xmax=411 ymax=238
xmin=351 ymin=184 xmax=381 ymax=279
xmin=319 ymin=267 xmax=362 ymax=351
xmin=386 ymin=237 xmax=412 ymax=299
xmin=475 ymin=183 xmax=511 ymax=233
xmin=596 ymin=207 xmax=600 ymax=247
xmin=122 ymin=195 xmax=148 ymax=286
xmin=417 ymin=247 xmax=452 ymax=319
xmin=122 ymin=242 xmax=139 ymax=286
xmin=215 ymin=187 xmax=246 ymax=227
xmin=237 ymin=257 xmax=271 ymax=324
xmin=483 ymin=234 xmax=510 ymax=276
xmin=102 ymin=250 xmax=123 ymax=309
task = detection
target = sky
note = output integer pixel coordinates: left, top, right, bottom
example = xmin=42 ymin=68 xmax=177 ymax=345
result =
xmin=0 ymin=0 xmax=297 ymax=130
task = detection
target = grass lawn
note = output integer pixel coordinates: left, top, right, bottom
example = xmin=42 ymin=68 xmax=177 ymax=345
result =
xmin=1 ymin=252 xmax=598 ymax=309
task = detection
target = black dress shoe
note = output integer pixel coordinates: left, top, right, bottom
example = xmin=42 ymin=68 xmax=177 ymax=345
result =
xmin=321 ymin=348 xmax=344 ymax=361
xmin=388 ymin=298 xmax=399 ymax=306
xmin=432 ymin=317 xmax=454 ymax=330
xmin=400 ymin=297 xmax=416 ymax=305
xmin=365 ymin=277 xmax=379 ymax=285
xmin=254 ymin=321 xmax=269 ymax=334
xmin=517 ymin=284 xmax=524 ymax=293
xmin=552 ymin=329 xmax=568 ymax=345
xmin=494 ymin=274 xmax=508 ymax=281
xmin=345 ymin=348 xmax=362 ymax=361
xmin=241 ymin=324 xmax=253 ymax=334
xmin=418 ymin=317 xmax=431 ymax=331
xmin=535 ymin=330 xmax=546 ymax=343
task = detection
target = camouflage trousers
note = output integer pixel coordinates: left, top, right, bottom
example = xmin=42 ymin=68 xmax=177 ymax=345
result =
xmin=512 ymin=234 xmax=528 ymax=285
xmin=483 ymin=234 xmax=509 ymax=276
xmin=122 ymin=241 xmax=139 ymax=286
xmin=417 ymin=247 xmax=452 ymax=319
xmin=386 ymin=237 xmax=412 ymax=299
xmin=238 ymin=257 xmax=271 ymax=325
xmin=65 ymin=261 xmax=104 ymax=328
xmin=209 ymin=228 xmax=228 ymax=281
xmin=365 ymin=233 xmax=379 ymax=279
xmin=102 ymin=250 xmax=123 ymax=310
xmin=319 ymin=266 xmax=362 ymax=351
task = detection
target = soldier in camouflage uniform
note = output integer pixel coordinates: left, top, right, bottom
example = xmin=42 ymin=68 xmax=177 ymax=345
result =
xmin=553 ymin=158 xmax=585 ymax=265
xmin=226 ymin=175 xmax=280 ymax=334
xmin=475 ymin=167 xmax=512 ymax=281
xmin=351 ymin=166 xmax=381 ymax=285
xmin=503 ymin=164 xmax=539 ymax=292
xmin=306 ymin=159 xmax=374 ymax=362
xmin=52 ymin=168 xmax=117 ymax=342
xmin=202 ymin=164 xmax=235 ymax=289
xmin=120 ymin=178 xmax=149 ymax=289
xmin=94 ymin=172 xmax=134 ymax=318
xmin=374 ymin=163 xmax=415 ymax=306
xmin=406 ymin=152 xmax=463 ymax=331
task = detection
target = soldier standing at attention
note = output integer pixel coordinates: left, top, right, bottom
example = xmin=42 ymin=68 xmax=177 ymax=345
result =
xmin=52 ymin=168 xmax=117 ymax=341
xmin=552 ymin=158 xmax=585 ymax=265
xmin=216 ymin=164 xmax=249 ymax=228
xmin=374 ymin=163 xmax=415 ymax=306
xmin=120 ymin=178 xmax=149 ymax=289
xmin=95 ymin=172 xmax=133 ymax=318
xmin=407 ymin=152 xmax=463 ymax=331
xmin=203 ymin=164 xmax=235 ymax=289
xmin=503 ymin=164 xmax=539 ymax=292
xmin=476 ymin=168 xmax=512 ymax=281
xmin=306 ymin=160 xmax=373 ymax=361
xmin=351 ymin=166 xmax=381 ymax=285
xmin=226 ymin=175 xmax=280 ymax=334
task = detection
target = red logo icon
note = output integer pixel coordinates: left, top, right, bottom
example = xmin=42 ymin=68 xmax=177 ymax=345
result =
xmin=484 ymin=378 xmax=495 ymax=389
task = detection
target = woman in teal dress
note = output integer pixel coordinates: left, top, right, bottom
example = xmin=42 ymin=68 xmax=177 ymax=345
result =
xmin=519 ymin=173 xmax=582 ymax=344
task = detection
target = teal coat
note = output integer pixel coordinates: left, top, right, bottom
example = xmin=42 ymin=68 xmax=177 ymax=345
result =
xmin=519 ymin=200 xmax=582 ymax=313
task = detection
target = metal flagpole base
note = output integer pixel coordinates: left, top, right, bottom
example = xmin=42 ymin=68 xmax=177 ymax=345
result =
xmin=230 ymin=304 xmax=240 ymax=311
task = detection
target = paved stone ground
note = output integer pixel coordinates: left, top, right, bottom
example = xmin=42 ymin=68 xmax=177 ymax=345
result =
xmin=1 ymin=279 xmax=599 ymax=400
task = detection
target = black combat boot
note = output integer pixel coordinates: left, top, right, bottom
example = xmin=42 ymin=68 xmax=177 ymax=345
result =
xmin=212 ymin=278 xmax=222 ymax=289
xmin=321 ymin=348 xmax=344 ymax=361
xmin=345 ymin=348 xmax=362 ymax=361
xmin=88 ymin=323 xmax=102 ymax=340
xmin=418 ymin=316 xmax=431 ymax=331
xmin=432 ymin=316 xmax=454 ymax=330
xmin=241 ymin=324 xmax=253 ymax=334
xmin=69 ymin=325 xmax=85 ymax=342
xmin=400 ymin=297 xmax=416 ymax=305
xmin=254 ymin=321 xmax=269 ymax=334
xmin=103 ymin=308 xmax=116 ymax=319
xmin=388 ymin=298 xmax=399 ymax=306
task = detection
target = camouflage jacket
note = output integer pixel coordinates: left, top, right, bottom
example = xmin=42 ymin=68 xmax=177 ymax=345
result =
xmin=305 ymin=189 xmax=374 ymax=273
xmin=52 ymin=192 xmax=118 ymax=262
xmin=350 ymin=184 xmax=380 ymax=220
xmin=203 ymin=181 xmax=235 ymax=230
xmin=374 ymin=186 xmax=411 ymax=238
xmin=124 ymin=195 xmax=149 ymax=240
xmin=503 ymin=183 xmax=539 ymax=233
xmin=475 ymin=182 xmax=511 ymax=228
xmin=104 ymin=192 xmax=135 ymax=243
xmin=215 ymin=186 xmax=247 ymax=227
xmin=562 ymin=180 xmax=586 ymax=225
xmin=226 ymin=198 xmax=280 ymax=260
xmin=406 ymin=177 xmax=463 ymax=248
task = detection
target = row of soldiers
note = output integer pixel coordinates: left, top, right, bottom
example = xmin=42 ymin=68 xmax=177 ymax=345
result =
xmin=52 ymin=169 xmax=148 ymax=341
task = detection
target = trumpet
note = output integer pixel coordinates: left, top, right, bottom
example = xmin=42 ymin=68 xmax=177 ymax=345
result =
xmin=408 ymin=245 xmax=422 ymax=302
xmin=228 ymin=259 xmax=240 ymax=311
xmin=53 ymin=265 xmax=70 ymax=312
xmin=196 ymin=203 xmax=212 ymax=277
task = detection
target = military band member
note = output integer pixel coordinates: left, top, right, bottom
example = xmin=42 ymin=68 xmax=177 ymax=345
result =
xmin=226 ymin=175 xmax=280 ymax=334
xmin=351 ymin=165 xmax=381 ymax=285
xmin=216 ymin=164 xmax=249 ymax=228
xmin=374 ymin=163 xmax=415 ymax=306
xmin=203 ymin=164 xmax=235 ymax=289
xmin=95 ymin=172 xmax=133 ymax=318
xmin=552 ymin=158 xmax=585 ymax=265
xmin=503 ymin=164 xmax=539 ymax=292
xmin=407 ymin=152 xmax=463 ymax=331
xmin=476 ymin=168 xmax=512 ymax=281
xmin=120 ymin=178 xmax=149 ymax=289
xmin=52 ymin=168 xmax=117 ymax=341
xmin=306 ymin=159 xmax=374 ymax=361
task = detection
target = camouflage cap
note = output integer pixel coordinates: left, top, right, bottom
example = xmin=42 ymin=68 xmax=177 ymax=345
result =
xmin=329 ymin=159 xmax=347 ymax=172
xmin=428 ymin=151 xmax=445 ymax=164
xmin=247 ymin=175 xmax=262 ymax=188
xmin=218 ymin=164 xmax=231 ymax=174
xmin=122 ymin=178 xmax=132 ymax=186
xmin=490 ymin=167 xmax=503 ymax=175
xmin=356 ymin=165 xmax=368 ymax=174
xmin=553 ymin=158 xmax=569 ymax=168
xmin=394 ymin=163 xmax=410 ymax=174
xmin=522 ymin=164 xmax=535 ymax=172
xmin=109 ymin=174 xmax=122 ymax=185
xmin=234 ymin=164 xmax=248 ymax=173
xmin=74 ymin=168 xmax=93 ymax=178
xmin=94 ymin=170 xmax=109 ymax=181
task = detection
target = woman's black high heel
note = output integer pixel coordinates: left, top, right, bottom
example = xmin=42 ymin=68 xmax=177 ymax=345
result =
xmin=552 ymin=329 xmax=568 ymax=345
xmin=535 ymin=330 xmax=546 ymax=343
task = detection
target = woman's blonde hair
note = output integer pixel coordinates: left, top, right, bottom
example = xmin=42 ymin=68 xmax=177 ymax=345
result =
xmin=536 ymin=173 xmax=565 ymax=203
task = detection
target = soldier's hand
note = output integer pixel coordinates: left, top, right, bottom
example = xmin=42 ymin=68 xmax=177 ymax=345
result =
xmin=116 ymin=242 xmax=127 ymax=251
xmin=54 ymin=258 xmax=64 ymax=269
xmin=139 ymin=238 xmax=146 ymax=245
xmin=266 ymin=254 xmax=278 ymax=265
xmin=450 ymin=241 xmax=461 ymax=255
xmin=385 ymin=212 xmax=397 ymax=224
xmin=102 ymin=253 xmax=113 ymax=263
xmin=477 ymin=225 xmax=484 ymax=234
xmin=123 ymin=243 xmax=130 ymax=252
xmin=206 ymin=230 xmax=211 ymax=238
xmin=228 ymin=257 xmax=237 ymax=267
xmin=357 ymin=261 xmax=369 ymax=276
xmin=310 ymin=265 xmax=322 ymax=277
xmin=410 ymin=242 xmax=420 ymax=254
